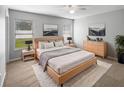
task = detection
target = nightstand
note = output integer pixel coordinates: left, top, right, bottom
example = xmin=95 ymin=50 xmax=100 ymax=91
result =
xmin=66 ymin=43 xmax=76 ymax=48
xmin=22 ymin=49 xmax=35 ymax=62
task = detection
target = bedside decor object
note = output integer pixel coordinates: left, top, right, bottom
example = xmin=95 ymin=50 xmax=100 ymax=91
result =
xmin=96 ymin=37 xmax=103 ymax=41
xmin=115 ymin=35 xmax=124 ymax=64
xmin=67 ymin=37 xmax=72 ymax=44
xmin=87 ymin=36 xmax=91 ymax=40
xmin=43 ymin=24 xmax=58 ymax=36
xmin=25 ymin=40 xmax=32 ymax=51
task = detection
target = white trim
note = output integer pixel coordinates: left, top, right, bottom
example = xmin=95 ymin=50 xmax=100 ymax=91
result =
xmin=0 ymin=72 xmax=6 ymax=87
xmin=9 ymin=57 xmax=21 ymax=62
xmin=14 ymin=48 xmax=22 ymax=51
xmin=107 ymin=56 xmax=117 ymax=61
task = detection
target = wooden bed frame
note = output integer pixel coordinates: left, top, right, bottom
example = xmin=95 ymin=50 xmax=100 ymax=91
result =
xmin=33 ymin=36 xmax=97 ymax=86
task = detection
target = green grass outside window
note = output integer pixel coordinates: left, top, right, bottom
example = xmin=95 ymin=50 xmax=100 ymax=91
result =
xmin=15 ymin=38 xmax=32 ymax=49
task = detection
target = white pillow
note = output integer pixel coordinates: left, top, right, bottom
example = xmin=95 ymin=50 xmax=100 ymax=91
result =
xmin=54 ymin=40 xmax=64 ymax=47
xmin=44 ymin=42 xmax=54 ymax=49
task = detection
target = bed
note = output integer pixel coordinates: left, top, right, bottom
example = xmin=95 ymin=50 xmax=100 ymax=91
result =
xmin=33 ymin=36 xmax=97 ymax=86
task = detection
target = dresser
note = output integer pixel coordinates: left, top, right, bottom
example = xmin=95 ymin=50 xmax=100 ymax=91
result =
xmin=83 ymin=40 xmax=107 ymax=58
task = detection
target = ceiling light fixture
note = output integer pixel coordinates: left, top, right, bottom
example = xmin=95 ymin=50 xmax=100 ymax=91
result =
xmin=69 ymin=10 xmax=75 ymax=14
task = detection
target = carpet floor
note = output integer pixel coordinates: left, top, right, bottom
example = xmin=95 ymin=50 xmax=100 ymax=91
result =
xmin=4 ymin=57 xmax=124 ymax=87
xmin=32 ymin=60 xmax=112 ymax=87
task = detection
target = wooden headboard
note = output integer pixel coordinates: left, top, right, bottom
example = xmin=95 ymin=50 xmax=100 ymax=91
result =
xmin=33 ymin=36 xmax=64 ymax=60
xmin=33 ymin=36 xmax=64 ymax=49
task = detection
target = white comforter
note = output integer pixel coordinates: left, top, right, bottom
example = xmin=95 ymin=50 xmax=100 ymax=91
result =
xmin=37 ymin=46 xmax=95 ymax=74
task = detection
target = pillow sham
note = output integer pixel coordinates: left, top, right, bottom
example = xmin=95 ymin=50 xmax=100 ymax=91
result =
xmin=38 ymin=42 xmax=45 ymax=49
xmin=54 ymin=40 xmax=64 ymax=47
xmin=44 ymin=42 xmax=54 ymax=49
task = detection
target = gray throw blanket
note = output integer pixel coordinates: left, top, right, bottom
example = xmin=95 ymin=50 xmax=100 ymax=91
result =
xmin=39 ymin=48 xmax=81 ymax=71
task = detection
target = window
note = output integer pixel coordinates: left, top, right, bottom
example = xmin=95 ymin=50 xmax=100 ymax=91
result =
xmin=15 ymin=19 xmax=33 ymax=49
xmin=63 ymin=25 xmax=72 ymax=44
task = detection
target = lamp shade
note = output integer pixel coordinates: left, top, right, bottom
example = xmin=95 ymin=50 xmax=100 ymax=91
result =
xmin=25 ymin=40 xmax=32 ymax=44
xmin=67 ymin=37 xmax=72 ymax=40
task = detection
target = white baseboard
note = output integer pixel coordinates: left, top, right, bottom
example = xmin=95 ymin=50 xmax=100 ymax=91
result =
xmin=9 ymin=57 xmax=21 ymax=62
xmin=107 ymin=56 xmax=117 ymax=61
xmin=0 ymin=72 xmax=6 ymax=87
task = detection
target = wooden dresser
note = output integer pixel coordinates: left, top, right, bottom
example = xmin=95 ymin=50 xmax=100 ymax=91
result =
xmin=83 ymin=40 xmax=107 ymax=58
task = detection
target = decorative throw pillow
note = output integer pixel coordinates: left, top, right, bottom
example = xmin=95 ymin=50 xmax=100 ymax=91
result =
xmin=39 ymin=42 xmax=45 ymax=49
xmin=54 ymin=40 xmax=64 ymax=47
xmin=44 ymin=42 xmax=54 ymax=49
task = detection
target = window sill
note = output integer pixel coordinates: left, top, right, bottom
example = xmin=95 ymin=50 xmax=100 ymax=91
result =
xmin=14 ymin=47 xmax=33 ymax=51
xmin=14 ymin=48 xmax=26 ymax=51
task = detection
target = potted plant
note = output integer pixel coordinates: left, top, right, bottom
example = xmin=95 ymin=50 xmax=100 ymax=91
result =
xmin=115 ymin=35 xmax=124 ymax=63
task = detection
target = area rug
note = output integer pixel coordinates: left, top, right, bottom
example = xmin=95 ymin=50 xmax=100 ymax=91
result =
xmin=32 ymin=60 xmax=112 ymax=87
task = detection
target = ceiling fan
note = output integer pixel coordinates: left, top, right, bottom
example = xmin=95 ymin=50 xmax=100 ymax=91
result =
xmin=63 ymin=5 xmax=87 ymax=14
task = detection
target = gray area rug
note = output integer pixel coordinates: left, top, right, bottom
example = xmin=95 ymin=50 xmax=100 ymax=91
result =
xmin=32 ymin=60 xmax=112 ymax=87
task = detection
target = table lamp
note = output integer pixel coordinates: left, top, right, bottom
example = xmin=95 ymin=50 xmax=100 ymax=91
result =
xmin=67 ymin=37 xmax=72 ymax=44
xmin=25 ymin=40 xmax=32 ymax=51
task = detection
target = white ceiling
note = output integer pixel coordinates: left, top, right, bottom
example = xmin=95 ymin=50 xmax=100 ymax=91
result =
xmin=6 ymin=5 xmax=124 ymax=19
